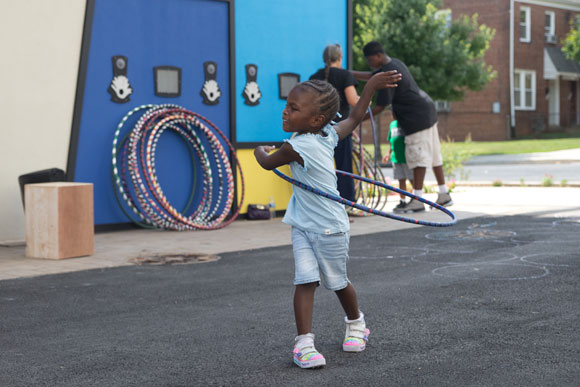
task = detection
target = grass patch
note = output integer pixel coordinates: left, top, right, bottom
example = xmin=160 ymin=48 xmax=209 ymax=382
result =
xmin=440 ymin=136 xmax=580 ymax=157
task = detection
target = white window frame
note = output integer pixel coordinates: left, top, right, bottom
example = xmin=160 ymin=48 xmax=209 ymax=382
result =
xmin=435 ymin=100 xmax=451 ymax=112
xmin=514 ymin=69 xmax=536 ymax=111
xmin=435 ymin=9 xmax=452 ymax=29
xmin=520 ymin=6 xmax=531 ymax=43
xmin=545 ymin=11 xmax=555 ymax=37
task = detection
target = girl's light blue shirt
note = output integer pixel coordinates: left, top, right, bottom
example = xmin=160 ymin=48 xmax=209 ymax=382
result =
xmin=282 ymin=124 xmax=350 ymax=235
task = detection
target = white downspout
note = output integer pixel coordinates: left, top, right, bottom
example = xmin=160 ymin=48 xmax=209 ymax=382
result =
xmin=576 ymin=79 xmax=580 ymax=125
xmin=509 ymin=0 xmax=515 ymax=136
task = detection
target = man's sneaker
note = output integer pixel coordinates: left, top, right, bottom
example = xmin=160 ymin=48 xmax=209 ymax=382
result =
xmin=293 ymin=333 xmax=326 ymax=369
xmin=343 ymin=313 xmax=370 ymax=352
xmin=436 ymin=192 xmax=453 ymax=207
xmin=403 ymin=198 xmax=425 ymax=213
xmin=393 ymin=200 xmax=407 ymax=213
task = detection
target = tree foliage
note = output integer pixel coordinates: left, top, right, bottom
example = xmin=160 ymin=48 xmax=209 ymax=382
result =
xmin=353 ymin=0 xmax=496 ymax=101
xmin=562 ymin=20 xmax=580 ymax=62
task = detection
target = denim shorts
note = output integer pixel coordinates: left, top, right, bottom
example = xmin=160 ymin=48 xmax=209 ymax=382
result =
xmin=291 ymin=227 xmax=350 ymax=291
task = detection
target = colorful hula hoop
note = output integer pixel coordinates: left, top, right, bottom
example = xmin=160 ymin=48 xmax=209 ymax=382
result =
xmin=347 ymin=108 xmax=389 ymax=217
xmin=112 ymin=104 xmax=245 ymax=230
xmin=273 ymin=169 xmax=456 ymax=227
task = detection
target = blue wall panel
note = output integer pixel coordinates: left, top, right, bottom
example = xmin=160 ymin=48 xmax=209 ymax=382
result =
xmin=235 ymin=0 xmax=348 ymax=143
xmin=72 ymin=0 xmax=231 ymax=225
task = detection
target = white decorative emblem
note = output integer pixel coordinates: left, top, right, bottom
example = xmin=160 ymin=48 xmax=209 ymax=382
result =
xmin=108 ymin=75 xmax=133 ymax=103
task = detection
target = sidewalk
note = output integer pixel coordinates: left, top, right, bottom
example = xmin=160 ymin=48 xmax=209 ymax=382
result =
xmin=1 ymin=186 xmax=579 ymax=281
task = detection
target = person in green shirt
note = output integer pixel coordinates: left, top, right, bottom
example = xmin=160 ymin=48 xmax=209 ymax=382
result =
xmin=383 ymin=117 xmax=414 ymax=213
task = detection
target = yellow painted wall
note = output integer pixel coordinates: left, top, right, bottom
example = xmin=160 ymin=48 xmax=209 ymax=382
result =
xmin=235 ymin=149 xmax=293 ymax=213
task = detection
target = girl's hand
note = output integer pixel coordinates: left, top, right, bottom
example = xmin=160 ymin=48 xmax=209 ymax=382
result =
xmin=335 ymin=71 xmax=400 ymax=141
xmin=254 ymin=143 xmax=302 ymax=170
xmin=254 ymin=145 xmax=275 ymax=157
xmin=261 ymin=145 xmax=276 ymax=153
xmin=368 ymin=70 xmax=402 ymax=91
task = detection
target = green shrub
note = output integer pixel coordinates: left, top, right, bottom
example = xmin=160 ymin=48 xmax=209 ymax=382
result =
xmin=447 ymin=180 xmax=456 ymax=193
xmin=441 ymin=134 xmax=473 ymax=181
xmin=542 ymin=174 xmax=553 ymax=187
xmin=423 ymin=185 xmax=436 ymax=194
xmin=561 ymin=179 xmax=568 ymax=187
xmin=492 ymin=179 xmax=503 ymax=187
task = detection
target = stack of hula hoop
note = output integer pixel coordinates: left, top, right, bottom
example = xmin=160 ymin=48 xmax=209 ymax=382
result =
xmin=111 ymin=104 xmax=244 ymax=230
xmin=347 ymin=109 xmax=390 ymax=216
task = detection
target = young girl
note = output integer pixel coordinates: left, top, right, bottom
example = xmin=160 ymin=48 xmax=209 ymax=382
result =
xmin=309 ymin=44 xmax=360 ymax=207
xmin=254 ymin=70 xmax=401 ymax=369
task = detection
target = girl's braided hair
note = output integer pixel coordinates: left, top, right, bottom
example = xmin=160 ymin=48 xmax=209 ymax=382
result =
xmin=299 ymin=80 xmax=340 ymax=128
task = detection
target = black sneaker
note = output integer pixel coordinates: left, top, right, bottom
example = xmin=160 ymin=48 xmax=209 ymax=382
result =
xmin=393 ymin=200 xmax=407 ymax=213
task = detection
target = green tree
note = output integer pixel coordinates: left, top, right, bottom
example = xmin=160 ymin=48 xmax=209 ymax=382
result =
xmin=562 ymin=21 xmax=580 ymax=62
xmin=353 ymin=0 xmax=496 ymax=101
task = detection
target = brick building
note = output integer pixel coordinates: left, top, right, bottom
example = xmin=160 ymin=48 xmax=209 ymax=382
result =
xmin=439 ymin=0 xmax=580 ymax=140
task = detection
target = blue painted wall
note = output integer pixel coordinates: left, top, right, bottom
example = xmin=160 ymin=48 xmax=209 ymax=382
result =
xmin=71 ymin=0 xmax=349 ymax=225
xmin=235 ymin=0 xmax=348 ymax=143
xmin=72 ymin=0 xmax=231 ymax=225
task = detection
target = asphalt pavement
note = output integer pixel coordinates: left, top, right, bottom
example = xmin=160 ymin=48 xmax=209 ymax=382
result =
xmin=0 ymin=149 xmax=579 ymax=386
xmin=393 ymin=148 xmax=580 ymax=187
xmin=459 ymin=148 xmax=580 ymax=186
xmin=1 ymin=213 xmax=579 ymax=386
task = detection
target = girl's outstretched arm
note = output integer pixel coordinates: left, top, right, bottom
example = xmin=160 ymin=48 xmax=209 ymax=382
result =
xmin=254 ymin=143 xmax=303 ymax=170
xmin=351 ymin=70 xmax=372 ymax=80
xmin=335 ymin=70 xmax=401 ymax=141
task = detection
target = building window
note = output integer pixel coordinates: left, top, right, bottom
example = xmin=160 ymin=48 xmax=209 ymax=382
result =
xmin=434 ymin=100 xmax=451 ymax=112
xmin=514 ymin=70 xmax=536 ymax=110
xmin=545 ymin=11 xmax=556 ymax=42
xmin=520 ymin=6 xmax=531 ymax=42
xmin=436 ymin=9 xmax=452 ymax=29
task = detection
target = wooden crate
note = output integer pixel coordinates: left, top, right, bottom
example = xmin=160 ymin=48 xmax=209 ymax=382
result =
xmin=25 ymin=182 xmax=94 ymax=259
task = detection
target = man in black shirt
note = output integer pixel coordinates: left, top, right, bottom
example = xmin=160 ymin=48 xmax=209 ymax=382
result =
xmin=352 ymin=41 xmax=453 ymax=212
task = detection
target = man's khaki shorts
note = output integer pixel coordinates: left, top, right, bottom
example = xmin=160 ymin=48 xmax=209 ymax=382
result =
xmin=404 ymin=123 xmax=443 ymax=170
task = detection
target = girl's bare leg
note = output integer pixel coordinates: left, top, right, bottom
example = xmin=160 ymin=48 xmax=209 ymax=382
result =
xmin=335 ymin=283 xmax=360 ymax=320
xmin=294 ymin=282 xmax=318 ymax=335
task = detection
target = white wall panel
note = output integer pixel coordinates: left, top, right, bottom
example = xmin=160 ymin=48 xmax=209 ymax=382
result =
xmin=0 ymin=1 xmax=85 ymax=241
